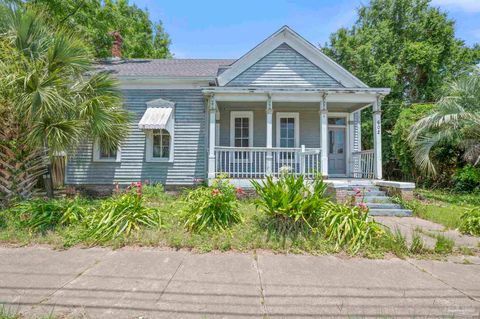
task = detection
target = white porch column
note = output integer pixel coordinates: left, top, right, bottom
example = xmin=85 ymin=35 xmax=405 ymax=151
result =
xmin=373 ymin=96 xmax=383 ymax=180
xmin=320 ymin=94 xmax=328 ymax=178
xmin=349 ymin=111 xmax=361 ymax=177
xmin=265 ymin=93 xmax=273 ymax=176
xmin=208 ymin=95 xmax=217 ymax=182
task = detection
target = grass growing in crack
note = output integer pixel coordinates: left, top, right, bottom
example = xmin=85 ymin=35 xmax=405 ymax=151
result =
xmin=410 ymin=232 xmax=427 ymax=254
xmin=434 ymin=235 xmax=454 ymax=254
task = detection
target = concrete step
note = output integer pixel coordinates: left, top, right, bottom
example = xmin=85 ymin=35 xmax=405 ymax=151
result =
xmin=347 ymin=190 xmax=386 ymax=196
xmin=345 ymin=186 xmax=380 ymax=192
xmin=365 ymin=203 xmax=402 ymax=209
xmin=356 ymin=196 xmax=392 ymax=203
xmin=369 ymin=209 xmax=413 ymax=217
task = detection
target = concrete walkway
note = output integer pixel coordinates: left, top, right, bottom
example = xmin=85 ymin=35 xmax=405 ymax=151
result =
xmin=1 ymin=247 xmax=479 ymax=318
xmin=375 ymin=216 xmax=480 ymax=250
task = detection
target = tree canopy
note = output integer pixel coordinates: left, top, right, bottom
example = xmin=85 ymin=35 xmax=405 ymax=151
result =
xmin=22 ymin=0 xmax=172 ymax=59
xmin=323 ymin=0 xmax=480 ymax=179
xmin=0 ymin=5 xmax=130 ymax=201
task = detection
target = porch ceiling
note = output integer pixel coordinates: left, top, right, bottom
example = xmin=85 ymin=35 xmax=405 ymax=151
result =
xmin=204 ymin=86 xmax=389 ymax=112
xmin=215 ymin=100 xmax=370 ymax=112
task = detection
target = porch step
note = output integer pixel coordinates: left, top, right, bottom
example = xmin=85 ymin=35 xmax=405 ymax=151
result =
xmin=369 ymin=209 xmax=413 ymax=217
xmin=347 ymin=190 xmax=385 ymax=196
xmin=356 ymin=196 xmax=393 ymax=203
xmin=365 ymin=203 xmax=402 ymax=209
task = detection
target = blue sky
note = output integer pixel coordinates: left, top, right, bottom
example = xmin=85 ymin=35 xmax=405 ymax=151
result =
xmin=132 ymin=0 xmax=480 ymax=59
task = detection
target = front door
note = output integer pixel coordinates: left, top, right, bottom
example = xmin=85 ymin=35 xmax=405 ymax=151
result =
xmin=328 ymin=127 xmax=346 ymax=175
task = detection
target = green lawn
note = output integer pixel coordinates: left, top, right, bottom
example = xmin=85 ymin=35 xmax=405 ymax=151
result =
xmin=410 ymin=189 xmax=479 ymax=230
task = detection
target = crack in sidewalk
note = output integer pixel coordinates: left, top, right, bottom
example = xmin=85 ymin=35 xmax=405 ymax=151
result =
xmin=156 ymin=254 xmax=185 ymax=303
xmin=35 ymin=250 xmax=115 ymax=307
xmin=253 ymin=250 xmax=268 ymax=318
xmin=405 ymin=259 xmax=480 ymax=303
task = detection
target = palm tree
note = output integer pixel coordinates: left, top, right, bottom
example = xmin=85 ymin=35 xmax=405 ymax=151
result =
xmin=408 ymin=68 xmax=480 ymax=175
xmin=0 ymin=5 xmax=129 ymax=203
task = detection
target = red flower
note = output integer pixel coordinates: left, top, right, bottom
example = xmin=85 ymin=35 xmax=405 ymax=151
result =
xmin=211 ymin=188 xmax=221 ymax=196
xmin=235 ymin=187 xmax=244 ymax=195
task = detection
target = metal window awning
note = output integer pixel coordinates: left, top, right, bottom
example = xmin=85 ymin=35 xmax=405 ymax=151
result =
xmin=138 ymin=98 xmax=175 ymax=131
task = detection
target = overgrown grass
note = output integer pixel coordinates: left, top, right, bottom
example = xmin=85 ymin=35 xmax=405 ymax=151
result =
xmin=403 ymin=189 xmax=480 ymax=231
xmin=0 ymin=186 xmax=465 ymax=258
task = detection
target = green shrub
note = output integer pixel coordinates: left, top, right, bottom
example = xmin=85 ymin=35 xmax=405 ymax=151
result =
xmin=8 ymin=198 xmax=90 ymax=232
xmin=453 ymin=165 xmax=480 ymax=192
xmin=459 ymin=207 xmax=480 ymax=236
xmin=183 ymin=177 xmax=241 ymax=232
xmin=392 ymin=103 xmax=436 ymax=179
xmin=84 ymin=185 xmax=160 ymax=243
xmin=251 ymin=173 xmax=328 ymax=234
xmin=321 ymin=202 xmax=384 ymax=253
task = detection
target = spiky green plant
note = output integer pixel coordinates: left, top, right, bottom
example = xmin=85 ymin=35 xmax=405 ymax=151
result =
xmin=183 ymin=177 xmax=241 ymax=232
xmin=408 ymin=68 xmax=480 ymax=175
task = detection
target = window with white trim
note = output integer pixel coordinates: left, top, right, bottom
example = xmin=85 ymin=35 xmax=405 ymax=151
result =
xmin=93 ymin=139 xmax=121 ymax=162
xmin=146 ymin=129 xmax=174 ymax=162
xmin=230 ymin=111 xmax=253 ymax=160
xmin=276 ymin=112 xmax=299 ymax=161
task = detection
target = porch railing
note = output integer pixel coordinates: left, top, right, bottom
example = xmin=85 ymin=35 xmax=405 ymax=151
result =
xmin=214 ymin=146 xmax=321 ymax=179
xmin=352 ymin=150 xmax=374 ymax=179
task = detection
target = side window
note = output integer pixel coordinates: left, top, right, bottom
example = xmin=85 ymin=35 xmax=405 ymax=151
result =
xmin=146 ymin=129 xmax=173 ymax=162
xmin=93 ymin=139 xmax=121 ymax=162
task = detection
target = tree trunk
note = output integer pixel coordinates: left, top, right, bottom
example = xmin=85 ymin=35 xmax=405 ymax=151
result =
xmin=43 ymin=141 xmax=54 ymax=198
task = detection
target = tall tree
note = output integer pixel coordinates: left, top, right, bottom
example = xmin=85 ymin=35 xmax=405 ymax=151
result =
xmin=23 ymin=0 xmax=172 ymax=59
xmin=0 ymin=5 xmax=129 ymax=203
xmin=152 ymin=21 xmax=172 ymax=58
xmin=323 ymin=0 xmax=479 ymax=178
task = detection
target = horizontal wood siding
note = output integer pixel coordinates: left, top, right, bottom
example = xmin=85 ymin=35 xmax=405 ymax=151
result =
xmin=227 ymin=43 xmax=342 ymax=88
xmin=66 ymin=89 xmax=206 ymax=185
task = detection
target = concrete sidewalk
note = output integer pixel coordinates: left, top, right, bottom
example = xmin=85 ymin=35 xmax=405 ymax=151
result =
xmin=1 ymin=247 xmax=479 ymax=318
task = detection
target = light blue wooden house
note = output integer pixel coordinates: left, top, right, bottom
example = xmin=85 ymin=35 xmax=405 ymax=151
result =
xmin=66 ymin=26 xmax=414 ymax=207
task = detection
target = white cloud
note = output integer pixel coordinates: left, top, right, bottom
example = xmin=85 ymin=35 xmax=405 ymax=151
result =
xmin=431 ymin=0 xmax=480 ymax=13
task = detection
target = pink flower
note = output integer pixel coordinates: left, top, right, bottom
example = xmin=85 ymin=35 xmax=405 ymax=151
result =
xmin=235 ymin=187 xmax=244 ymax=195
xmin=211 ymin=188 xmax=221 ymax=196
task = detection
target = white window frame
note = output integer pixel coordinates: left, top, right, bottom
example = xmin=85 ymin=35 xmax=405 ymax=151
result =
xmin=276 ymin=112 xmax=300 ymax=148
xmin=230 ymin=111 xmax=254 ymax=148
xmin=146 ymin=129 xmax=174 ymax=163
xmin=93 ymin=139 xmax=121 ymax=162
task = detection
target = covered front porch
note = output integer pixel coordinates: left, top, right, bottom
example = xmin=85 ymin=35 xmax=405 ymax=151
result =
xmin=204 ymin=87 xmax=389 ymax=184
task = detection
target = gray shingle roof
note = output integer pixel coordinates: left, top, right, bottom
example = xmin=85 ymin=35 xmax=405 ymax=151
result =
xmin=95 ymin=59 xmax=236 ymax=77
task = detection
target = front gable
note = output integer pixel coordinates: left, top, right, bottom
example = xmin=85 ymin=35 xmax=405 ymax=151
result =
xmin=226 ymin=43 xmax=341 ymax=87
xmin=218 ymin=26 xmax=367 ymax=88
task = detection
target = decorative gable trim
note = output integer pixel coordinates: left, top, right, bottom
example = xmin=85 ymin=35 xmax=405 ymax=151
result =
xmin=217 ymin=26 xmax=367 ymax=88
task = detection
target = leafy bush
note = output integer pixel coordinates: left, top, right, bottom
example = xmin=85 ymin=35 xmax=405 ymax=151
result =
xmin=183 ymin=177 xmax=241 ymax=232
xmin=392 ymin=103 xmax=436 ymax=179
xmin=84 ymin=183 xmax=160 ymax=243
xmin=321 ymin=202 xmax=384 ymax=253
xmin=459 ymin=207 xmax=480 ymax=236
xmin=9 ymin=198 xmax=91 ymax=232
xmin=251 ymin=173 xmax=328 ymax=234
xmin=453 ymin=165 xmax=480 ymax=192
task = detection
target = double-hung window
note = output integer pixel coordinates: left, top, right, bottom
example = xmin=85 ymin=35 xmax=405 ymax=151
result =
xmin=230 ymin=111 xmax=253 ymax=161
xmin=146 ymin=129 xmax=173 ymax=162
xmin=276 ymin=112 xmax=299 ymax=161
